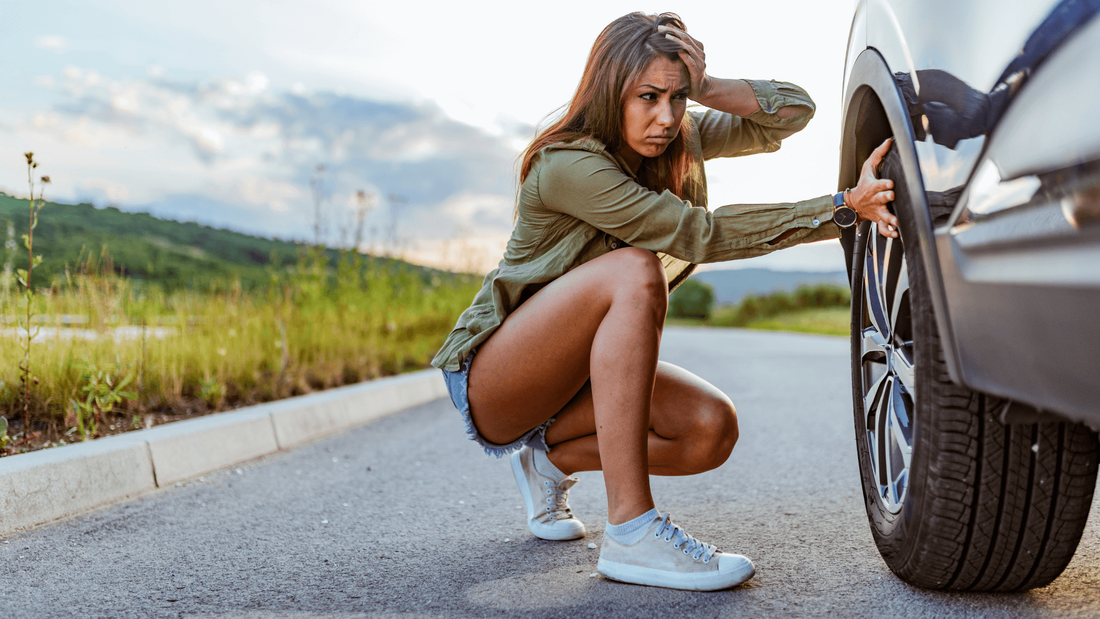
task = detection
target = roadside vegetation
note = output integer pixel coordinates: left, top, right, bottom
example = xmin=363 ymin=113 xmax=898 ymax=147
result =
xmin=0 ymin=156 xmax=479 ymax=456
xmin=667 ymin=278 xmax=851 ymax=336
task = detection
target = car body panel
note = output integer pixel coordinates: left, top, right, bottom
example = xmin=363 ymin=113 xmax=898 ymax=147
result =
xmin=845 ymin=0 xmax=1063 ymax=193
xmin=935 ymin=14 xmax=1100 ymax=425
xmin=842 ymin=0 xmax=1100 ymax=427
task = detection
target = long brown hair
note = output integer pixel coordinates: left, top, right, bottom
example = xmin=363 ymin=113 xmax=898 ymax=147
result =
xmin=519 ymin=12 xmax=697 ymax=200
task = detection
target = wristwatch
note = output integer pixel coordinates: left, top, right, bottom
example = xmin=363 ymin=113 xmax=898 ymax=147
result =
xmin=832 ymin=191 xmax=858 ymax=228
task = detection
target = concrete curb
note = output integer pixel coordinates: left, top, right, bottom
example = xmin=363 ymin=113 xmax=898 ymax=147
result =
xmin=0 ymin=369 xmax=447 ymax=536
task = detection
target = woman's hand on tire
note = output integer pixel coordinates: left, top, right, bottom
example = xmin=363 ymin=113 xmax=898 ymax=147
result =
xmin=851 ymin=138 xmax=899 ymax=238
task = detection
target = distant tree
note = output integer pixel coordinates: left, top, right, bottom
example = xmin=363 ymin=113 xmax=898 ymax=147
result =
xmin=668 ymin=278 xmax=715 ymax=319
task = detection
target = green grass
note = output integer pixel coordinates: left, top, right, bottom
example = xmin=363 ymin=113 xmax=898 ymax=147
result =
xmin=0 ymin=247 xmax=479 ymax=452
xmin=666 ymin=307 xmax=850 ymax=336
xmin=745 ymin=307 xmax=850 ymax=336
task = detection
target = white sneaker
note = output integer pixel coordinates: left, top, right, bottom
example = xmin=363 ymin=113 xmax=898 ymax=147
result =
xmin=597 ymin=512 xmax=755 ymax=591
xmin=510 ymin=447 xmax=586 ymax=541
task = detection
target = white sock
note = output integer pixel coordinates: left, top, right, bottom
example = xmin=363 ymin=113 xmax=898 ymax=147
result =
xmin=605 ymin=508 xmax=661 ymax=545
xmin=532 ymin=448 xmax=566 ymax=481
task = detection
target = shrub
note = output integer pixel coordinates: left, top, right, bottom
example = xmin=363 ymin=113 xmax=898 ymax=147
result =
xmin=668 ymin=278 xmax=715 ymax=319
xmin=712 ymin=283 xmax=851 ymax=327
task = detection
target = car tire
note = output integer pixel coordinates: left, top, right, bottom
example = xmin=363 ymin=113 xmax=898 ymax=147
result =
xmin=850 ymin=147 xmax=1100 ymax=591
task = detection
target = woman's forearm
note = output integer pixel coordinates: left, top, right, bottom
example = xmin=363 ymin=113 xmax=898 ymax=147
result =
xmin=696 ymin=77 xmax=812 ymax=120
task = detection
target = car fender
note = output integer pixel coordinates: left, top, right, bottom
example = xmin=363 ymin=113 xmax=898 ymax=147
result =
xmin=839 ymin=48 xmax=966 ymax=385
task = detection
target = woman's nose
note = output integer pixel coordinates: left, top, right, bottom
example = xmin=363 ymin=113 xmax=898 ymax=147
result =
xmin=656 ymin=101 xmax=674 ymax=127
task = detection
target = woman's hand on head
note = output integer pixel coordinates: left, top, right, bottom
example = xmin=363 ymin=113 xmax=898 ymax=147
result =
xmin=850 ymin=138 xmax=899 ymax=238
xmin=658 ymin=25 xmax=711 ymax=102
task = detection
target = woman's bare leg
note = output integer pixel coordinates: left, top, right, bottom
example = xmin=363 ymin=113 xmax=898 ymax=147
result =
xmin=543 ymin=361 xmax=739 ymax=477
xmin=468 ymin=247 xmax=666 ymax=525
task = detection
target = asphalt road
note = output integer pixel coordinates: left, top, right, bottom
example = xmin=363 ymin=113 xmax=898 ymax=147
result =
xmin=1 ymin=327 xmax=1097 ymax=618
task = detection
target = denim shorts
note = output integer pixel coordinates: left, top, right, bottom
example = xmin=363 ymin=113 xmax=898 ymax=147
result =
xmin=441 ymin=347 xmax=555 ymax=458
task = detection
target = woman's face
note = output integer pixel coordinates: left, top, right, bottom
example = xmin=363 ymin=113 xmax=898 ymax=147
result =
xmin=618 ymin=55 xmax=689 ymax=172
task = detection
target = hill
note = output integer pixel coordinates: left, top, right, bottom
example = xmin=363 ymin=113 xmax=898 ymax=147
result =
xmin=690 ymin=268 xmax=850 ymax=306
xmin=0 ymin=194 xmax=437 ymax=290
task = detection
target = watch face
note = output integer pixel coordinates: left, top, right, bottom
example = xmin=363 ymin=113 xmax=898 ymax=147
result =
xmin=834 ymin=206 xmax=858 ymax=228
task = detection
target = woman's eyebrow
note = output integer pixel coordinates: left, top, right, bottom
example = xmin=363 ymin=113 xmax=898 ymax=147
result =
xmin=637 ymin=84 xmax=691 ymax=93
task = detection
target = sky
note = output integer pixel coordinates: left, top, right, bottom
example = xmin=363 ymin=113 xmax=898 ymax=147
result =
xmin=0 ymin=0 xmax=855 ymax=274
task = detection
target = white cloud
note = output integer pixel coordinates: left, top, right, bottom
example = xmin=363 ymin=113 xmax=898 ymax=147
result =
xmin=31 ymin=113 xmax=60 ymax=128
xmin=243 ymin=71 xmax=269 ymax=95
xmin=20 ymin=65 xmax=523 ymax=257
xmin=33 ymin=35 xmax=67 ymax=52
xmin=82 ymin=178 xmax=131 ymax=202
xmin=436 ymin=193 xmax=513 ymax=228
xmin=63 ymin=116 xmax=100 ymax=146
xmin=216 ymin=176 xmax=306 ymax=214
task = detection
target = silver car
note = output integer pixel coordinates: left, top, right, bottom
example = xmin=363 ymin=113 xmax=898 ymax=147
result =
xmin=839 ymin=0 xmax=1100 ymax=591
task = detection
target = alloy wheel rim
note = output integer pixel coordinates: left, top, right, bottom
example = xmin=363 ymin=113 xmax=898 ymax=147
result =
xmin=859 ymin=223 xmax=916 ymax=514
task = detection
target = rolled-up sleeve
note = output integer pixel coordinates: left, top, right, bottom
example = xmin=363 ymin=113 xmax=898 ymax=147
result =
xmin=693 ymin=79 xmax=817 ymax=160
xmin=537 ymin=148 xmax=838 ymax=264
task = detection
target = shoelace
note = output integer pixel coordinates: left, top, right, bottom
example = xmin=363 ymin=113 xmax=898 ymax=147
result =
xmin=654 ymin=512 xmax=718 ymax=563
xmin=543 ymin=477 xmax=578 ymax=522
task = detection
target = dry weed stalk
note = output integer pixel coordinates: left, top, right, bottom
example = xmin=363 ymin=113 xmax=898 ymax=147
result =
xmin=17 ymin=152 xmax=49 ymax=434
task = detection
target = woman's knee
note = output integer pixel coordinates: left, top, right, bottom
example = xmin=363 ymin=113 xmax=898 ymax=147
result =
xmin=607 ymin=247 xmax=668 ymax=312
xmin=681 ymin=395 xmax=739 ymax=473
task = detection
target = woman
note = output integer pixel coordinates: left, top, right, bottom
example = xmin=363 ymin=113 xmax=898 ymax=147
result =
xmin=432 ymin=12 xmax=896 ymax=591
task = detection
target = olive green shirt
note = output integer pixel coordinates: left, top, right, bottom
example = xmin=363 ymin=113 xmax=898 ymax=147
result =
xmin=431 ymin=79 xmax=840 ymax=372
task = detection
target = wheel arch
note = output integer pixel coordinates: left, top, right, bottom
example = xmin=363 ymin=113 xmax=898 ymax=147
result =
xmin=839 ymin=48 xmax=965 ymax=385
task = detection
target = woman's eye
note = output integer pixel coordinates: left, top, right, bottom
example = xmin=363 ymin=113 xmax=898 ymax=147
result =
xmin=640 ymin=93 xmax=657 ymax=101
xmin=673 ymin=92 xmax=688 ymax=101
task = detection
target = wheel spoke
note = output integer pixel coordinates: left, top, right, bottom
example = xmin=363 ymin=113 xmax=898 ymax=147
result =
xmin=894 ymin=469 xmax=909 ymax=508
xmin=892 ymin=347 xmax=916 ymax=403
xmin=881 ymin=376 xmax=896 ymax=499
xmin=863 ymin=249 xmax=890 ymax=340
xmin=871 ymin=227 xmax=888 ymax=340
xmin=863 ymin=365 xmax=889 ymax=417
xmin=889 ymin=266 xmax=909 ymax=344
xmin=889 ymin=380 xmax=913 ymax=470
xmin=861 ymin=326 xmax=888 ymax=359
xmin=877 ymin=231 xmax=895 ymax=336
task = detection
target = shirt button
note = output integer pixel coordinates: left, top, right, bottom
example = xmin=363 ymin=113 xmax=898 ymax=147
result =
xmin=610 ymin=242 xmax=619 ymax=249
xmin=812 ymin=218 xmax=820 ymax=227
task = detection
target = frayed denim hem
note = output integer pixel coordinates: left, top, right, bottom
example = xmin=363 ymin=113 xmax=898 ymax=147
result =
xmin=441 ymin=347 xmax=555 ymax=458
